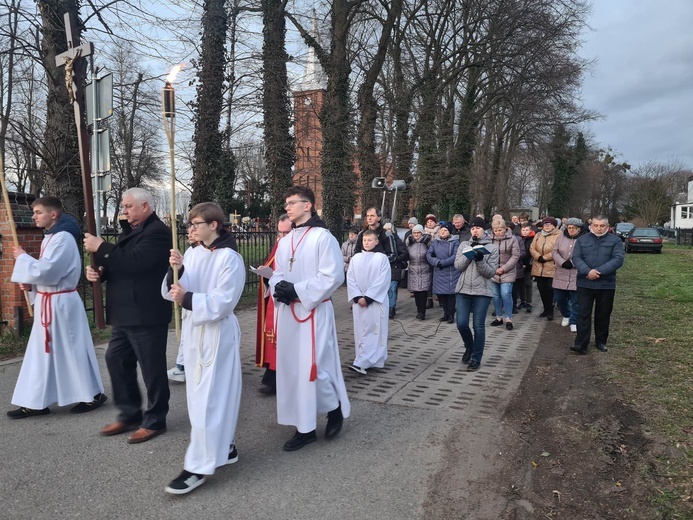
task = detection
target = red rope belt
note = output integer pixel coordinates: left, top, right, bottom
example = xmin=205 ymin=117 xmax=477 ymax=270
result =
xmin=289 ymin=298 xmax=331 ymax=382
xmin=37 ymin=288 xmax=77 ymax=353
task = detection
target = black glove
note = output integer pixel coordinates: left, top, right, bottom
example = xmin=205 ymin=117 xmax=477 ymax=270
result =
xmin=562 ymin=260 xmax=573 ymax=269
xmin=437 ymin=261 xmax=443 ymax=269
xmin=537 ymin=256 xmax=546 ymax=263
xmin=274 ymin=280 xmax=298 ymax=305
xmin=474 ymin=252 xmax=484 ymax=262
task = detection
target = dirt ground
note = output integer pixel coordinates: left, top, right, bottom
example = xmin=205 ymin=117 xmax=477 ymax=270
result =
xmin=426 ymin=324 xmax=668 ymax=519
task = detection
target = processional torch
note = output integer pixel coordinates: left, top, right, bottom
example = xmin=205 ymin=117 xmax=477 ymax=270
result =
xmin=162 ymin=65 xmax=182 ymax=340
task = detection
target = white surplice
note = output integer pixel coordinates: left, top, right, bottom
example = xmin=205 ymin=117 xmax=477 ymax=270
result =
xmin=269 ymin=225 xmax=351 ymax=433
xmin=346 ymin=251 xmax=391 ymax=369
xmin=10 ymin=231 xmax=104 ymax=408
xmin=162 ymin=245 xmax=245 ymax=475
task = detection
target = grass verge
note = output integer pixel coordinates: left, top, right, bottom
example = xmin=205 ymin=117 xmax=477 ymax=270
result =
xmin=608 ymin=244 xmax=693 ymax=517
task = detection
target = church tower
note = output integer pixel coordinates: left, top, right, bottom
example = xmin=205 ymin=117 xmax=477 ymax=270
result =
xmin=292 ymin=31 xmax=327 ymax=214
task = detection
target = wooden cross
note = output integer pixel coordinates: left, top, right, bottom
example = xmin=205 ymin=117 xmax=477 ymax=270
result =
xmin=55 ymin=12 xmax=105 ymax=329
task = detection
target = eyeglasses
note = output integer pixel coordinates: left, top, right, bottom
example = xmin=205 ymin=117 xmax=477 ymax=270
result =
xmin=187 ymin=220 xmax=208 ymax=229
xmin=284 ymin=199 xmax=309 ymax=209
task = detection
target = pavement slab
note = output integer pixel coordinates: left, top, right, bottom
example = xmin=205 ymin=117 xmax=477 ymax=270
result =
xmin=0 ymin=285 xmax=547 ymax=519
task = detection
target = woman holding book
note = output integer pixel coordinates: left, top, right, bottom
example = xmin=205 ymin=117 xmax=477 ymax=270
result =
xmin=453 ymin=217 xmax=499 ymax=372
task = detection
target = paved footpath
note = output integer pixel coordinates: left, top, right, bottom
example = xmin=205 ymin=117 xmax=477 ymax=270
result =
xmin=0 ymin=286 xmax=546 ymax=519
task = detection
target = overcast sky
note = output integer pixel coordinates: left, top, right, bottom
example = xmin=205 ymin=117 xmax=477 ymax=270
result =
xmin=578 ymin=1 xmax=693 ymax=168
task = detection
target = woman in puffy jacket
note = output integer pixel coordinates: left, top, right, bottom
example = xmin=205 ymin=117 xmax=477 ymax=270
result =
xmin=405 ymin=225 xmax=432 ymax=320
xmin=529 ymin=217 xmax=561 ymax=320
xmin=426 ymin=224 xmax=460 ymax=323
xmin=489 ymin=219 xmax=520 ymax=330
xmin=552 ymin=218 xmax=586 ymax=332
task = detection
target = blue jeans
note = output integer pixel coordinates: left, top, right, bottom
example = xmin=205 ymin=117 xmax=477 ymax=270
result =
xmin=491 ymin=282 xmax=514 ymax=320
xmin=388 ymin=280 xmax=399 ymax=309
xmin=456 ymin=294 xmax=492 ymax=364
xmin=554 ymin=288 xmax=578 ymax=325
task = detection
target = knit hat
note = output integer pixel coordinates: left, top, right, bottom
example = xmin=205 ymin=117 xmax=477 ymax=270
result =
xmin=566 ymin=217 xmax=583 ymax=227
xmin=469 ymin=217 xmax=486 ymax=229
xmin=425 ymin=214 xmax=437 ymax=224
xmin=542 ymin=217 xmax=558 ymax=227
xmin=408 ymin=217 xmax=418 ymax=225
xmin=412 ymin=224 xmax=424 ymax=233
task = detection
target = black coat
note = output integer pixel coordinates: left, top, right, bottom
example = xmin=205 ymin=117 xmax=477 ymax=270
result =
xmin=387 ymin=231 xmax=409 ymax=281
xmin=94 ymin=212 xmax=172 ymax=327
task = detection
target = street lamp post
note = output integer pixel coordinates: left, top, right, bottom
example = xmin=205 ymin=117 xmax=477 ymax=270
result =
xmin=371 ymin=177 xmax=407 ymax=226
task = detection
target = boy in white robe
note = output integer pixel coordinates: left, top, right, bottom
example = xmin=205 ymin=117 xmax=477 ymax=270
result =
xmin=346 ymin=229 xmax=391 ymax=374
xmin=7 ymin=196 xmax=106 ymax=418
xmin=162 ymin=202 xmax=245 ymax=495
xmin=270 ymin=186 xmax=351 ymax=452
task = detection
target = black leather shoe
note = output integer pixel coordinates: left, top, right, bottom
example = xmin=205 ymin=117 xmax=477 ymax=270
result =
xmin=461 ymin=351 xmax=472 ymax=364
xmin=596 ymin=343 xmax=608 ymax=352
xmin=258 ymin=385 xmax=276 ymax=396
xmin=415 ymin=313 xmax=425 ymax=320
xmin=570 ymin=345 xmax=588 ymax=355
xmin=439 ymin=315 xmax=448 ymax=322
xmin=490 ymin=319 xmax=503 ymax=326
xmin=283 ymin=430 xmax=317 ymax=451
xmin=467 ymin=361 xmax=481 ymax=372
xmin=325 ymin=405 xmax=343 ymax=439
xmin=389 ymin=308 xmax=395 ymax=319
xmin=447 ymin=316 xmax=455 ymax=324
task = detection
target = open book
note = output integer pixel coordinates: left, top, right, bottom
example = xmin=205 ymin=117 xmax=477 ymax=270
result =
xmin=461 ymin=244 xmax=491 ymax=260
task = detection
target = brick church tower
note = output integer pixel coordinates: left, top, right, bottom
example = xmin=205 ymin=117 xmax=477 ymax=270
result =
xmin=292 ymin=42 xmax=328 ymax=215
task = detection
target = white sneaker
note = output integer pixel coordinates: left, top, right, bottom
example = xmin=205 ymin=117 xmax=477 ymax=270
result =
xmin=167 ymin=366 xmax=185 ymax=382
xmin=570 ymin=324 xmax=577 ymax=333
xmin=561 ymin=317 xmax=570 ymax=327
xmin=348 ymin=364 xmax=367 ymax=375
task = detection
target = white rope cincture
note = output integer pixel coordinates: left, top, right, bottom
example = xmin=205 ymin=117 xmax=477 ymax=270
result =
xmin=194 ymin=322 xmax=220 ymax=385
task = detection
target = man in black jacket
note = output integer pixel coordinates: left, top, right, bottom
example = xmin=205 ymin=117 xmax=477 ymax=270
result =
xmin=383 ymin=223 xmax=409 ymax=319
xmin=354 ymin=207 xmax=393 ymax=257
xmin=85 ymin=187 xmax=172 ymax=444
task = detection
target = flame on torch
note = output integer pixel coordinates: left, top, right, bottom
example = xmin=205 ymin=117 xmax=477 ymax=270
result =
xmin=166 ymin=64 xmax=184 ymax=84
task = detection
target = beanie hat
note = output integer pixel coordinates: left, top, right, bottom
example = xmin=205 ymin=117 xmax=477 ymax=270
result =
xmin=412 ymin=224 xmax=424 ymax=233
xmin=542 ymin=217 xmax=558 ymax=227
xmin=408 ymin=217 xmax=418 ymax=225
xmin=425 ymin=214 xmax=437 ymax=224
xmin=566 ymin=217 xmax=583 ymax=227
xmin=469 ymin=217 xmax=486 ymax=229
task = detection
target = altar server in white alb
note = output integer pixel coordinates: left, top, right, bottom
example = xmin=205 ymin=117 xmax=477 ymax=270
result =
xmin=270 ymin=185 xmax=351 ymax=452
xmin=7 ymin=196 xmax=106 ymax=419
xmin=346 ymin=228 xmax=391 ymax=375
xmin=162 ymin=202 xmax=245 ymax=495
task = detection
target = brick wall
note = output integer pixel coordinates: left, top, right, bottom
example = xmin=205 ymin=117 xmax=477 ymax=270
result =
xmin=0 ymin=192 xmax=42 ymax=335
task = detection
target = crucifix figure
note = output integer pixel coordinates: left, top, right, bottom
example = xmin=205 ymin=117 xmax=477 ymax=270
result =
xmin=55 ymin=12 xmax=105 ymax=329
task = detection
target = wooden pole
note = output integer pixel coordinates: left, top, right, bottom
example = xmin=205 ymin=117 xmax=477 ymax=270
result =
xmin=162 ymin=84 xmax=180 ymax=341
xmin=0 ymin=151 xmax=34 ymax=317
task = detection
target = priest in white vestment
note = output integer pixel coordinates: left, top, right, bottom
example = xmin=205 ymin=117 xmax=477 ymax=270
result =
xmin=8 ymin=196 xmax=105 ymax=419
xmin=162 ymin=202 xmax=245 ymax=495
xmin=270 ymin=186 xmax=351 ymax=452
xmin=346 ymin=229 xmax=391 ymax=374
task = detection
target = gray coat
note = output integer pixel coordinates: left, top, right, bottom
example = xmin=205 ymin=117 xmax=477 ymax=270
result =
xmin=551 ymin=230 xmax=583 ymax=291
xmin=454 ymin=237 xmax=499 ymax=297
xmin=406 ymin=234 xmax=433 ymax=292
xmin=490 ymin=230 xmax=520 ymax=284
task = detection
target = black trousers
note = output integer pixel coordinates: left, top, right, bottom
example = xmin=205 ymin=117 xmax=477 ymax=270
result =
xmin=105 ymin=324 xmax=170 ymax=430
xmin=535 ymin=276 xmax=554 ymax=316
xmin=575 ymin=287 xmax=615 ymax=349
xmin=437 ymin=293 xmax=456 ymax=318
xmin=413 ymin=291 xmax=428 ymax=315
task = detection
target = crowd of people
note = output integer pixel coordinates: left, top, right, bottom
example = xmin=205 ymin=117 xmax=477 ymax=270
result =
xmin=5 ymin=188 xmax=624 ymax=496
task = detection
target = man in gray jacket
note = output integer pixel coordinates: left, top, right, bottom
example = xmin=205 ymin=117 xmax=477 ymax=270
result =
xmin=570 ymin=216 xmax=625 ymax=354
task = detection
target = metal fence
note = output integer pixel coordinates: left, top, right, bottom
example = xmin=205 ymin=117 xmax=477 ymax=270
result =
xmin=79 ymin=229 xmax=277 ymax=325
xmin=676 ymin=228 xmax=693 ymax=246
